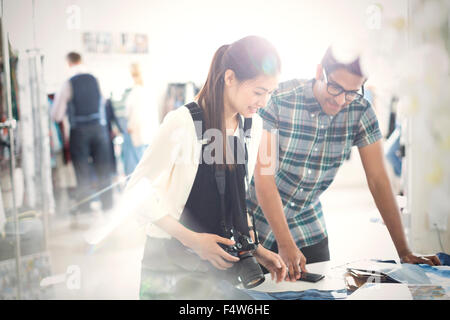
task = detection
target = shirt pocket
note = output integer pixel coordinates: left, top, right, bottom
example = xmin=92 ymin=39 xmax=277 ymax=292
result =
xmin=324 ymin=127 xmax=353 ymax=164
xmin=277 ymin=127 xmax=313 ymax=175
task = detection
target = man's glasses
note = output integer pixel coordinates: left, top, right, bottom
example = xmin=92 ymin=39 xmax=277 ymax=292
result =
xmin=322 ymin=69 xmax=364 ymax=102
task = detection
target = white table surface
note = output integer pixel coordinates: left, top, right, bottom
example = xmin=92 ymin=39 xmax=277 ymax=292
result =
xmin=252 ymin=260 xmax=449 ymax=300
xmin=253 ymin=261 xmax=348 ymax=293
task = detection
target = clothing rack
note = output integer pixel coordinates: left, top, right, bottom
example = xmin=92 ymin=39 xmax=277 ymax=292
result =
xmin=0 ymin=2 xmax=55 ymax=298
xmin=0 ymin=14 xmax=22 ymax=299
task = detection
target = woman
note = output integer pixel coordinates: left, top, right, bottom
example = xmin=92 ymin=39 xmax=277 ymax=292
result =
xmin=125 ymin=36 xmax=286 ymax=299
xmin=123 ymin=63 xmax=156 ymax=175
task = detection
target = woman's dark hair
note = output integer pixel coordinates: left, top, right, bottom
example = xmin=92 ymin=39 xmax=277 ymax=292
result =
xmin=321 ymin=46 xmax=363 ymax=77
xmin=196 ymin=35 xmax=281 ymax=164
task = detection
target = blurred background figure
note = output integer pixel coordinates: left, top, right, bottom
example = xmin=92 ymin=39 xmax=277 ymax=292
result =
xmin=104 ymin=96 xmax=123 ymax=183
xmin=120 ymin=63 xmax=154 ymax=176
xmin=51 ymin=52 xmax=114 ymax=221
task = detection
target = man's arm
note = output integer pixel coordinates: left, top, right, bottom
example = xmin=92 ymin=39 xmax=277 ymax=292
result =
xmin=51 ymin=80 xmax=71 ymax=122
xmin=254 ymin=129 xmax=307 ymax=281
xmin=358 ymin=140 xmax=441 ymax=265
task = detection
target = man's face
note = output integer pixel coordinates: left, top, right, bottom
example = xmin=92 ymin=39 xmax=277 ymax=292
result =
xmin=315 ymin=66 xmax=365 ymax=116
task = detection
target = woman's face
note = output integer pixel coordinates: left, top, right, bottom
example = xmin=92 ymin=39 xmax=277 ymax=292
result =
xmin=224 ymin=71 xmax=279 ymax=118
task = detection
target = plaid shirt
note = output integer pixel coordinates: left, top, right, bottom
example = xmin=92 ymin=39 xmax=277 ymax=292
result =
xmin=247 ymin=79 xmax=382 ymax=249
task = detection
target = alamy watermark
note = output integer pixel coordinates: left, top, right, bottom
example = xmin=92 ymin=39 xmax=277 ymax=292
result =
xmin=66 ymin=5 xmax=81 ymax=30
xmin=168 ymin=121 xmax=279 ymax=176
xmin=40 ymin=265 xmax=81 ymax=290
xmin=366 ymin=3 xmax=382 ymax=30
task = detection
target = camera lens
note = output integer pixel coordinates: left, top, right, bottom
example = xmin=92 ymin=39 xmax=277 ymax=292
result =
xmin=236 ymin=252 xmax=265 ymax=289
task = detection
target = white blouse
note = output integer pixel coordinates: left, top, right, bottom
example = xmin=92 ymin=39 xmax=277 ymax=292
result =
xmin=124 ymin=105 xmax=263 ymax=238
xmin=125 ymin=85 xmax=159 ymax=147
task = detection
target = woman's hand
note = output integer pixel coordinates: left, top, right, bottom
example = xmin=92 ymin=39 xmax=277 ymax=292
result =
xmin=154 ymin=216 xmax=240 ymax=270
xmin=254 ymin=245 xmax=287 ymax=283
xmin=186 ymin=233 xmax=240 ymax=270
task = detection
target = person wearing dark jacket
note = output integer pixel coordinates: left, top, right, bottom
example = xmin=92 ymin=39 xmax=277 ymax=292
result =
xmin=52 ymin=52 xmax=113 ymax=217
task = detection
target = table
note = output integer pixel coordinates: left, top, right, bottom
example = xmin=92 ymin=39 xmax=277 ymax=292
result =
xmin=253 ymin=261 xmax=347 ymax=293
xmin=252 ymin=260 xmax=450 ymax=300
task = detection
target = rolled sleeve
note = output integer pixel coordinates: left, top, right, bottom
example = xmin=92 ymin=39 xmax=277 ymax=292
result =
xmin=353 ymin=103 xmax=383 ymax=148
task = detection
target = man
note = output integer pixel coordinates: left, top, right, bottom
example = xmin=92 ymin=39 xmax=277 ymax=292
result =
xmin=247 ymin=46 xmax=441 ymax=282
xmin=52 ymin=52 xmax=113 ymax=218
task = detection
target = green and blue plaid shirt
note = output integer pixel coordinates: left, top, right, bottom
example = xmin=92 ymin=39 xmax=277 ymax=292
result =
xmin=247 ymin=79 xmax=382 ymax=249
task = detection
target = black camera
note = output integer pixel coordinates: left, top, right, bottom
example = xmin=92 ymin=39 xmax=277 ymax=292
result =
xmin=223 ymin=230 xmax=265 ymax=289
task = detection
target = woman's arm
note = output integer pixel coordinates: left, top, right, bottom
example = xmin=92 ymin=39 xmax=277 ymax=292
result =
xmin=154 ymin=215 xmax=240 ymax=270
xmin=247 ymin=199 xmax=287 ymax=282
xmin=125 ymin=108 xmax=241 ymax=270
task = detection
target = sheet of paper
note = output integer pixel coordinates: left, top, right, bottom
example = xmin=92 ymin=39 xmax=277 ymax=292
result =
xmin=347 ymin=283 xmax=413 ymax=300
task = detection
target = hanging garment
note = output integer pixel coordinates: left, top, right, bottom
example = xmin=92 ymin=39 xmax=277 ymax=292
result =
xmin=0 ymin=183 xmax=5 ymax=236
xmin=118 ymin=117 xmax=141 ymax=176
xmin=104 ymin=98 xmax=121 ymax=177
xmin=17 ymin=55 xmax=36 ymax=208
xmin=17 ymin=53 xmax=55 ymax=214
xmin=385 ymin=125 xmax=402 ymax=177
xmin=48 ymin=96 xmax=63 ymax=168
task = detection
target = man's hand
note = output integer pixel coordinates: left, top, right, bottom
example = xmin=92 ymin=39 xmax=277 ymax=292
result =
xmin=278 ymin=243 xmax=308 ymax=281
xmin=254 ymin=245 xmax=287 ymax=283
xmin=400 ymin=252 xmax=441 ymax=266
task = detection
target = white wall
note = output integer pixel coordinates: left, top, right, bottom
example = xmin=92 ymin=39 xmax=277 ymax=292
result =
xmin=3 ymin=0 xmax=407 ymax=116
xmin=404 ymin=0 xmax=450 ymax=254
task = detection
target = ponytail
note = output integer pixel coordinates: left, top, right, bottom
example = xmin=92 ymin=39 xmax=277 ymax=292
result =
xmin=196 ymin=44 xmax=230 ymax=133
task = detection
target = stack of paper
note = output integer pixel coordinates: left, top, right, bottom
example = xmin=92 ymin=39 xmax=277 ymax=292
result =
xmin=345 ymin=260 xmax=450 ymax=300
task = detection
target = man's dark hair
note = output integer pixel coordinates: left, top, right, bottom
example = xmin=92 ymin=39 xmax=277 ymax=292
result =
xmin=321 ymin=46 xmax=363 ymax=77
xmin=67 ymin=52 xmax=82 ymax=64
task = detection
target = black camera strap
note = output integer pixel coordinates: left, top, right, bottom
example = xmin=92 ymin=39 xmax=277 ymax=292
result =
xmin=241 ymin=117 xmax=260 ymax=247
xmin=215 ymin=115 xmax=259 ymax=245
xmin=214 ymin=167 xmax=230 ymax=236
xmin=185 ymin=102 xmax=259 ymax=246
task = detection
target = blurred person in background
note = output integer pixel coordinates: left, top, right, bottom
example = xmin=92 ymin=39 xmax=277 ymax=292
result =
xmin=122 ymin=63 xmax=156 ymax=175
xmin=51 ymin=52 xmax=113 ymax=222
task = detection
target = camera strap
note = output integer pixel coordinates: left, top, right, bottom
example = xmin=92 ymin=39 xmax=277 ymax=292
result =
xmin=215 ymin=115 xmax=259 ymax=245
xmin=185 ymin=102 xmax=259 ymax=245
xmin=241 ymin=117 xmax=260 ymax=247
